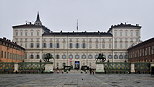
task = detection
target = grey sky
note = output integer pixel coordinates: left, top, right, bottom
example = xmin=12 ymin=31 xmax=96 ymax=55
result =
xmin=0 ymin=0 xmax=154 ymax=41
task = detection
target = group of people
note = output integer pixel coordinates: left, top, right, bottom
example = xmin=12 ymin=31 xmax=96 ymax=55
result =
xmin=89 ymin=68 xmax=95 ymax=75
xmin=55 ymin=67 xmax=95 ymax=74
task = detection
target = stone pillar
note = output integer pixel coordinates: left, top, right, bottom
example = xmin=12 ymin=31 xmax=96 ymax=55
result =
xmin=151 ymin=63 xmax=154 ymax=74
xmin=96 ymin=64 xmax=105 ymax=73
xmin=14 ymin=63 xmax=18 ymax=72
xmin=151 ymin=63 xmax=154 ymax=67
xmin=44 ymin=63 xmax=53 ymax=73
xmin=131 ymin=63 xmax=135 ymax=73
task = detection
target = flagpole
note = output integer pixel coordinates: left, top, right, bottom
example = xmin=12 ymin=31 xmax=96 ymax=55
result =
xmin=77 ymin=19 xmax=78 ymax=32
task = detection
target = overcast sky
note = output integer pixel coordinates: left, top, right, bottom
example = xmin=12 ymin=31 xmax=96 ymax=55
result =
xmin=0 ymin=0 xmax=154 ymax=41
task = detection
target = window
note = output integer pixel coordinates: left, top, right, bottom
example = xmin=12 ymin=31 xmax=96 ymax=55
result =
xmin=25 ymin=32 xmax=27 ymax=36
xmin=82 ymin=43 xmax=86 ymax=48
xmin=69 ymin=55 xmax=73 ymax=59
xmin=50 ymin=43 xmax=52 ymax=48
xmin=108 ymin=55 xmax=112 ymax=59
xmin=136 ymin=31 xmax=139 ymax=36
xmin=120 ymin=43 xmax=123 ymax=49
xmin=20 ymin=32 xmax=23 ymax=36
xmin=89 ymin=43 xmax=92 ymax=48
xmin=36 ymin=55 xmax=40 ymax=59
xmin=131 ymin=30 xmax=133 ymax=36
xmin=145 ymin=48 xmax=147 ymax=55
xmin=114 ymin=55 xmax=118 ymax=59
xmin=152 ymin=46 xmax=154 ymax=54
xmin=69 ymin=43 xmax=73 ymax=48
xmin=120 ymin=31 xmax=122 ymax=36
xmin=1 ymin=51 xmax=3 ymax=58
xmin=56 ymin=43 xmax=59 ymax=48
xmin=102 ymin=43 xmax=105 ymax=48
xmin=88 ymin=55 xmax=93 ymax=59
xmin=95 ymin=55 xmax=98 ymax=58
xmin=125 ymin=31 xmax=127 ymax=36
xmin=36 ymin=43 xmax=40 ymax=48
xmin=30 ymin=55 xmax=34 ymax=59
xmin=114 ymin=43 xmax=117 ymax=48
xmin=31 ymin=32 xmax=33 ymax=36
xmin=76 ymin=43 xmax=79 ymax=48
xmin=114 ymin=31 xmax=117 ymax=36
xmin=37 ymin=32 xmax=39 ymax=36
xmin=109 ymin=43 xmax=111 ymax=48
xmin=16 ymin=32 xmax=18 ymax=36
xmin=75 ymin=55 xmax=80 ymax=59
xmin=96 ymin=43 xmax=98 ymax=48
xmin=57 ymin=63 xmax=59 ymax=67
xmin=43 ymin=43 xmax=46 ymax=48
xmin=125 ymin=55 xmax=128 ymax=59
xmin=69 ymin=39 xmax=72 ymax=42
xmin=30 ymin=43 xmax=33 ymax=48
xmin=119 ymin=55 xmax=123 ymax=59
xmin=125 ymin=43 xmax=128 ymax=48
xmin=56 ymin=55 xmax=59 ymax=59
xmin=82 ymin=55 xmax=86 ymax=59
xmin=62 ymin=55 xmax=66 ymax=59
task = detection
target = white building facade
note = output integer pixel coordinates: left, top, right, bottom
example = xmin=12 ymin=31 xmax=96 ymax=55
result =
xmin=12 ymin=13 xmax=141 ymax=69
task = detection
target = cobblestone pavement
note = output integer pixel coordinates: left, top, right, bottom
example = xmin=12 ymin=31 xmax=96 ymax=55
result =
xmin=0 ymin=73 xmax=154 ymax=87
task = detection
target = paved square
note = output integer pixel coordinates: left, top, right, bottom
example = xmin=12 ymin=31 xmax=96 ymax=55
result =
xmin=0 ymin=72 xmax=154 ymax=87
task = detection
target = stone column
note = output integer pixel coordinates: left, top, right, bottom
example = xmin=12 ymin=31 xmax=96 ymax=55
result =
xmin=14 ymin=63 xmax=18 ymax=72
xmin=150 ymin=63 xmax=154 ymax=72
xmin=131 ymin=63 xmax=135 ymax=73
xmin=44 ymin=63 xmax=53 ymax=73
xmin=96 ymin=64 xmax=105 ymax=73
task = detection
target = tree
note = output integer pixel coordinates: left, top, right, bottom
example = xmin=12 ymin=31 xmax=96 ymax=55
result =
xmin=43 ymin=53 xmax=54 ymax=62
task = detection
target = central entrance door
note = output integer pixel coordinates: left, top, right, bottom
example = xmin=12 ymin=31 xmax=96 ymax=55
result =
xmin=74 ymin=61 xmax=80 ymax=69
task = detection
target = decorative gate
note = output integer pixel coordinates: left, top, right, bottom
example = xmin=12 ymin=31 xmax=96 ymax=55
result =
xmin=103 ymin=62 xmax=131 ymax=73
xmin=0 ymin=62 xmax=14 ymax=73
xmin=18 ymin=62 xmax=46 ymax=73
xmin=134 ymin=62 xmax=150 ymax=74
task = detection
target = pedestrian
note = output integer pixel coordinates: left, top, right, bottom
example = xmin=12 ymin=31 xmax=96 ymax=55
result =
xmin=92 ymin=69 xmax=94 ymax=75
xmin=89 ymin=68 xmax=92 ymax=74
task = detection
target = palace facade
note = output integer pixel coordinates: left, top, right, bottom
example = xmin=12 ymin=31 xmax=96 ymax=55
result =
xmin=0 ymin=37 xmax=25 ymax=62
xmin=12 ymin=13 xmax=141 ymax=69
xmin=128 ymin=38 xmax=154 ymax=62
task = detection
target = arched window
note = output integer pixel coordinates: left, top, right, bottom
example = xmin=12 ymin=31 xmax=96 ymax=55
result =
xmin=88 ymin=55 xmax=93 ymax=59
xmin=30 ymin=54 xmax=34 ymax=59
xmin=114 ymin=55 xmax=118 ymax=59
xmin=62 ymin=55 xmax=66 ymax=59
xmin=36 ymin=55 xmax=40 ymax=59
xmin=76 ymin=43 xmax=79 ymax=48
xmin=108 ymin=55 xmax=112 ymax=59
xmin=119 ymin=55 xmax=123 ymax=59
xmin=95 ymin=55 xmax=98 ymax=59
xmin=75 ymin=55 xmax=80 ymax=59
xmin=56 ymin=55 xmax=59 ymax=59
xmin=82 ymin=55 xmax=86 ymax=59
xmin=69 ymin=55 xmax=73 ymax=59
xmin=69 ymin=43 xmax=73 ymax=48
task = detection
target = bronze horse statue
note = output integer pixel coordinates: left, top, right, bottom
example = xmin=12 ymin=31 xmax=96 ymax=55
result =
xmin=95 ymin=53 xmax=106 ymax=62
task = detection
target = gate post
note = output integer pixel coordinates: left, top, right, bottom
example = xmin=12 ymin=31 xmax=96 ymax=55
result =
xmin=14 ymin=63 xmax=19 ymax=73
xmin=131 ymin=63 xmax=135 ymax=73
xmin=150 ymin=63 xmax=154 ymax=75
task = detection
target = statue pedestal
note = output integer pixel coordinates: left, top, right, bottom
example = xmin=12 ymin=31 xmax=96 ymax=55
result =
xmin=96 ymin=64 xmax=105 ymax=73
xmin=44 ymin=63 xmax=53 ymax=73
xmin=131 ymin=63 xmax=135 ymax=73
xmin=14 ymin=63 xmax=18 ymax=72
